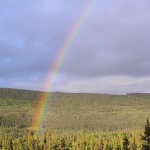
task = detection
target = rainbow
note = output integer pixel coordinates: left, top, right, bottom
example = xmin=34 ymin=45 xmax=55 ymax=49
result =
xmin=31 ymin=0 xmax=100 ymax=135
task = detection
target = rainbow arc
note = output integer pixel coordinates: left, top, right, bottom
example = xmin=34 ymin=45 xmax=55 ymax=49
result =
xmin=31 ymin=0 xmax=100 ymax=135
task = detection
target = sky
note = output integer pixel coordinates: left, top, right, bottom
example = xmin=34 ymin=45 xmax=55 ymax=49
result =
xmin=0 ymin=0 xmax=150 ymax=94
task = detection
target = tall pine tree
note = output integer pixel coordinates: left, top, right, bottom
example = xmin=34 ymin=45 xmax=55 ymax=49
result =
xmin=141 ymin=118 xmax=150 ymax=150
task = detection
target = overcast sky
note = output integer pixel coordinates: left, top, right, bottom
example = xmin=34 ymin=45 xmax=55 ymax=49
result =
xmin=0 ymin=0 xmax=150 ymax=94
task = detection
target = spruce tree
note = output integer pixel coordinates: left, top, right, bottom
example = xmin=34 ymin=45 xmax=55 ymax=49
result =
xmin=123 ymin=134 xmax=130 ymax=150
xmin=141 ymin=118 xmax=150 ymax=150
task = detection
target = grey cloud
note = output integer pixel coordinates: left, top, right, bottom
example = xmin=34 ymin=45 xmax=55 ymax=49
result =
xmin=0 ymin=0 xmax=87 ymax=76
xmin=110 ymin=78 xmax=150 ymax=94
xmin=0 ymin=0 xmax=150 ymax=93
xmin=61 ymin=0 xmax=150 ymax=78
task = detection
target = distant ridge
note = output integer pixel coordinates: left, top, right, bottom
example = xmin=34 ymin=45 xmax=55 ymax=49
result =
xmin=127 ymin=93 xmax=150 ymax=100
xmin=0 ymin=88 xmax=150 ymax=100
xmin=0 ymin=88 xmax=42 ymax=100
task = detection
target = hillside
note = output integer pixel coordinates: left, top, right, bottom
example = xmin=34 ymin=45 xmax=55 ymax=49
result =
xmin=127 ymin=93 xmax=150 ymax=100
xmin=0 ymin=88 xmax=150 ymax=134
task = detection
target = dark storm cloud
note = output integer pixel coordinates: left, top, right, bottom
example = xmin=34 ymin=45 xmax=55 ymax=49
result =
xmin=0 ymin=0 xmax=150 ymax=93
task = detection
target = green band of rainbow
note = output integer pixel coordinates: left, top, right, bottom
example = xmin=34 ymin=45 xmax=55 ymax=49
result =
xmin=31 ymin=0 xmax=100 ymax=135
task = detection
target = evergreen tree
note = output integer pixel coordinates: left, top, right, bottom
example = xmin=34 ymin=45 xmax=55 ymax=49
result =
xmin=123 ymin=134 xmax=130 ymax=150
xmin=141 ymin=118 xmax=150 ymax=150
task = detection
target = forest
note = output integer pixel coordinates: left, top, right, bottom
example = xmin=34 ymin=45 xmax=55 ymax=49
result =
xmin=0 ymin=88 xmax=150 ymax=149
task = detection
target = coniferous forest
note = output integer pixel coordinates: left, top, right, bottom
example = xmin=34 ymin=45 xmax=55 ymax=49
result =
xmin=0 ymin=88 xmax=150 ymax=149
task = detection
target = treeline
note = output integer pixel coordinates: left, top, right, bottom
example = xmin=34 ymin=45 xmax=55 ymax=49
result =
xmin=0 ymin=118 xmax=150 ymax=150
xmin=0 ymin=88 xmax=150 ymax=103
xmin=0 ymin=130 xmax=141 ymax=150
xmin=127 ymin=93 xmax=150 ymax=100
xmin=0 ymin=88 xmax=42 ymax=101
